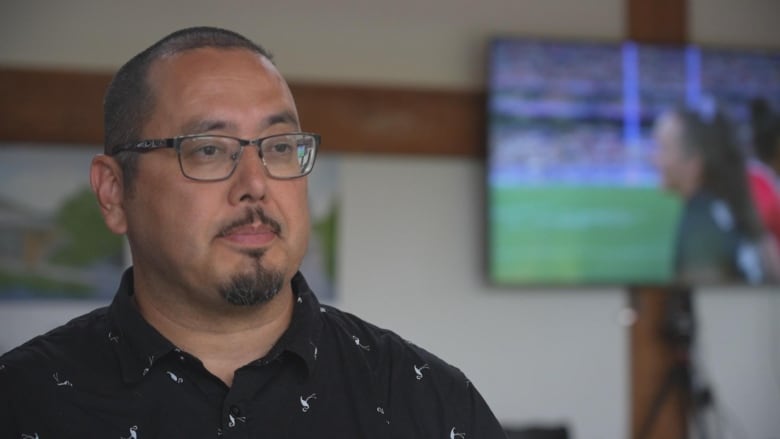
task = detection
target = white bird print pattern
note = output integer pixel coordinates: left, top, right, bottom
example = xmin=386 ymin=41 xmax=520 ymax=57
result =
xmin=376 ymin=406 xmax=391 ymax=425
xmin=351 ymin=335 xmax=370 ymax=351
xmin=450 ymin=427 xmax=466 ymax=439
xmin=414 ymin=364 xmax=430 ymax=380
xmin=228 ymin=414 xmax=246 ymax=428
xmin=120 ymin=425 xmax=138 ymax=439
xmin=309 ymin=341 xmax=318 ymax=361
xmin=300 ymin=393 xmax=317 ymax=412
xmin=141 ymin=355 xmax=154 ymax=376
xmin=52 ymin=373 xmax=73 ymax=387
xmin=166 ymin=371 xmax=183 ymax=384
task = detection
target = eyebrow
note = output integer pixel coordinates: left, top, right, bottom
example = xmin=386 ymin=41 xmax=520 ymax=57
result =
xmin=267 ymin=111 xmax=300 ymax=128
xmin=180 ymin=110 xmax=300 ymax=136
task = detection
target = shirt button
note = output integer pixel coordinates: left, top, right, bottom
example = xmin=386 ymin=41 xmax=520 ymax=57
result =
xmin=230 ymin=405 xmax=241 ymax=416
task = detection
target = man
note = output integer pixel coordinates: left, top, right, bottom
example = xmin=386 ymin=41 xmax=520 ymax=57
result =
xmin=0 ymin=27 xmax=507 ymax=438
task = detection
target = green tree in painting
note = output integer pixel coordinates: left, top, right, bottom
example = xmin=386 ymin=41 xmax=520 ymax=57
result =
xmin=312 ymin=201 xmax=338 ymax=280
xmin=50 ymin=186 xmax=122 ymax=267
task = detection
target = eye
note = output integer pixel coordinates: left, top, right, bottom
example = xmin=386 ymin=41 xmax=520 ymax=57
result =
xmin=195 ymin=145 xmax=222 ymax=156
xmin=181 ymin=137 xmax=232 ymax=162
xmin=270 ymin=142 xmax=293 ymax=154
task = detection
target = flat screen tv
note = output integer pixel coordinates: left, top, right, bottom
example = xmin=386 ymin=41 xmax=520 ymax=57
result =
xmin=487 ymin=37 xmax=780 ymax=287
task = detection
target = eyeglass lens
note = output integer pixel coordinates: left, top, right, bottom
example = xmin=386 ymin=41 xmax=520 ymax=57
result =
xmin=178 ymin=134 xmax=316 ymax=180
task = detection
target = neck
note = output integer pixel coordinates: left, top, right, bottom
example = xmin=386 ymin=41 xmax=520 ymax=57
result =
xmin=133 ymin=280 xmax=295 ymax=386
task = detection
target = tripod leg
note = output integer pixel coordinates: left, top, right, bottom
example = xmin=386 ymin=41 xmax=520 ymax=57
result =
xmin=638 ymin=364 xmax=684 ymax=439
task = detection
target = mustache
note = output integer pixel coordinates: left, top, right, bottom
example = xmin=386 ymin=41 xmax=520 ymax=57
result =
xmin=217 ymin=208 xmax=282 ymax=237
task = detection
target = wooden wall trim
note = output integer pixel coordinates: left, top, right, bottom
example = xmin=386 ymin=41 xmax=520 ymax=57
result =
xmin=293 ymin=83 xmax=485 ymax=156
xmin=627 ymin=0 xmax=688 ymax=437
xmin=630 ymin=289 xmax=687 ymax=439
xmin=628 ymin=0 xmax=687 ymax=44
xmin=0 ymin=68 xmax=110 ymax=145
xmin=0 ymin=67 xmax=485 ymax=157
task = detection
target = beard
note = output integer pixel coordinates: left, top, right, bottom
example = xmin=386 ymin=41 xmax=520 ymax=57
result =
xmin=218 ymin=250 xmax=285 ymax=306
xmin=216 ymin=207 xmax=286 ymax=306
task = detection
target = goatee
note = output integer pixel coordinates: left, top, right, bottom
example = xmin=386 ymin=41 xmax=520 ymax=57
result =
xmin=216 ymin=207 xmax=285 ymax=306
xmin=219 ymin=257 xmax=284 ymax=306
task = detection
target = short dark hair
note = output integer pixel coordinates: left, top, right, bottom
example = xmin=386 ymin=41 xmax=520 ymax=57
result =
xmin=672 ymin=104 xmax=764 ymax=240
xmin=750 ymin=98 xmax=780 ymax=164
xmin=103 ymin=26 xmax=274 ymax=191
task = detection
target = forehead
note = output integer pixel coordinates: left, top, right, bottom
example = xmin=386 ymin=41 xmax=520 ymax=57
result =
xmin=656 ymin=112 xmax=680 ymax=133
xmin=145 ymin=47 xmax=298 ymax=132
xmin=654 ymin=113 xmax=685 ymax=145
xmin=148 ymin=46 xmax=279 ymax=83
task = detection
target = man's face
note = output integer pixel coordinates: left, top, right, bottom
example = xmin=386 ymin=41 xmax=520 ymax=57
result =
xmin=120 ymin=47 xmax=310 ymax=309
xmin=653 ymin=113 xmax=700 ymax=197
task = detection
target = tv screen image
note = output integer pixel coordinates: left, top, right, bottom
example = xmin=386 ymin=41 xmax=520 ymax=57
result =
xmin=487 ymin=37 xmax=780 ymax=286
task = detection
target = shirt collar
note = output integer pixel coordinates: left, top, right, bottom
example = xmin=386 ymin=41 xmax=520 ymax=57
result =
xmin=261 ymin=272 xmax=323 ymax=377
xmin=108 ymin=268 xmax=177 ymax=385
xmin=107 ymin=268 xmax=324 ymax=384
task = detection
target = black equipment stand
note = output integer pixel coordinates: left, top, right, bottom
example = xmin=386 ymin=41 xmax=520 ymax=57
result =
xmin=637 ymin=287 xmax=714 ymax=439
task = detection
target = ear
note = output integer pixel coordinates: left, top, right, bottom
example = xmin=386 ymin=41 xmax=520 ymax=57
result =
xmin=90 ymin=154 xmax=128 ymax=235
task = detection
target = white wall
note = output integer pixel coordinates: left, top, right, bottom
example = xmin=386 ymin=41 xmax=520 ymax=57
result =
xmin=338 ymin=156 xmax=627 ymax=436
xmin=1 ymin=1 xmax=780 ymax=438
xmin=0 ymin=0 xmax=624 ymax=89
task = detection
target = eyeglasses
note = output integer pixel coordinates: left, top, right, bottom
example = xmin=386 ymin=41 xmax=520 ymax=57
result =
xmin=111 ymin=132 xmax=320 ymax=181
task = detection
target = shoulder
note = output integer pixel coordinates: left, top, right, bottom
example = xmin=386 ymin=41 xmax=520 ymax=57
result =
xmin=318 ymin=305 xmax=431 ymax=359
xmin=683 ymin=192 xmax=734 ymax=232
xmin=0 ymin=306 xmax=112 ymax=436
xmin=322 ymin=306 xmax=470 ymax=392
xmin=0 ymin=306 xmax=110 ymax=378
xmin=315 ymin=306 xmax=506 ymax=437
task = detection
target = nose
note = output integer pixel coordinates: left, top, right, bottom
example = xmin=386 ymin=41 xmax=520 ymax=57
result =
xmin=228 ymin=145 xmax=269 ymax=204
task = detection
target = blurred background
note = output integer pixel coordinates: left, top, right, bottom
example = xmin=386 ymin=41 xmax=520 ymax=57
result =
xmin=1 ymin=0 xmax=779 ymax=438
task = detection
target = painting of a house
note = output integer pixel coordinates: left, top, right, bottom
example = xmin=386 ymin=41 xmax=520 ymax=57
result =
xmin=0 ymin=196 xmax=56 ymax=272
xmin=0 ymin=145 xmax=124 ymax=300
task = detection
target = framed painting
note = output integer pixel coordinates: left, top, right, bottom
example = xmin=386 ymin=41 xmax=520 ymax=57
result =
xmin=0 ymin=144 xmax=120 ymax=300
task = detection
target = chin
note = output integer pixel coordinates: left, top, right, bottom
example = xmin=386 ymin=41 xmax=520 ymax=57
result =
xmin=219 ymin=263 xmax=286 ymax=307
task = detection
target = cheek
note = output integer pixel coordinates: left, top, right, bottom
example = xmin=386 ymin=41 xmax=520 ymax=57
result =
xmin=288 ymin=193 xmax=311 ymax=240
xmin=127 ymin=181 xmax=212 ymax=254
xmin=655 ymin=147 xmax=678 ymax=174
xmin=276 ymin=182 xmax=311 ymax=243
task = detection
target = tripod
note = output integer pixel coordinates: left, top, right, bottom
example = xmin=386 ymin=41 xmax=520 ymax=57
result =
xmin=637 ymin=288 xmax=714 ymax=439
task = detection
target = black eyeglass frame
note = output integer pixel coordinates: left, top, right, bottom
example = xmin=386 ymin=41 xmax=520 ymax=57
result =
xmin=110 ymin=132 xmax=320 ymax=181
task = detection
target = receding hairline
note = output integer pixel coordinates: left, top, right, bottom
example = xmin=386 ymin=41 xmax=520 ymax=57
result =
xmin=138 ymin=26 xmax=275 ymax=66
xmin=143 ymin=45 xmax=282 ymax=99
xmin=104 ymin=27 xmax=276 ymax=153
xmin=154 ymin=43 xmax=273 ymax=64
xmin=140 ymin=46 xmax=299 ymax=139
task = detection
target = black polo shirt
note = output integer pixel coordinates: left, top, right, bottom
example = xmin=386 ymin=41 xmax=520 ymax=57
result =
xmin=0 ymin=268 xmax=507 ymax=438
